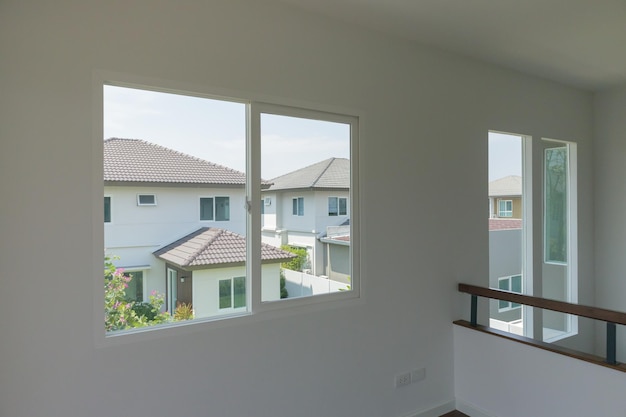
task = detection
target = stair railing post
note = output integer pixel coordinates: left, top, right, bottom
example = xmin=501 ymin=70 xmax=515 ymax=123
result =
xmin=470 ymin=295 xmax=478 ymax=327
xmin=607 ymin=322 xmax=617 ymax=365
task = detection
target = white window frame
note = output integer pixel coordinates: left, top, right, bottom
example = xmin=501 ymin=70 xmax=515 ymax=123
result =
xmin=137 ymin=194 xmax=157 ymax=206
xmin=498 ymin=199 xmax=513 ymax=217
xmin=94 ymin=73 xmax=361 ymax=345
xmin=328 ymin=196 xmax=347 ymax=216
xmin=218 ymin=276 xmax=247 ymax=311
xmin=104 ymin=195 xmax=112 ymax=223
xmin=121 ymin=267 xmax=148 ymax=303
xmin=292 ymin=197 xmax=304 ymax=216
xmin=199 ymin=196 xmax=230 ymax=222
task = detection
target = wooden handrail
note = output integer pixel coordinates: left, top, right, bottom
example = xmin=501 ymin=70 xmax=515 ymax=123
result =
xmin=459 ymin=283 xmax=626 ymax=326
xmin=458 ymin=282 xmax=626 ymax=366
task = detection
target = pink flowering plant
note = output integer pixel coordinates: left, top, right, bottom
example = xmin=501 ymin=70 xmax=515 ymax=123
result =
xmin=104 ymin=255 xmax=169 ymax=332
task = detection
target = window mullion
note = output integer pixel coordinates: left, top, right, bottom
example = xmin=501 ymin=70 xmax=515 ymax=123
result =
xmin=247 ymin=102 xmax=262 ymax=312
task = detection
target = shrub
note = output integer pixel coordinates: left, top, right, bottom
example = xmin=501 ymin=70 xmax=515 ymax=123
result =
xmin=173 ymin=302 xmax=194 ymax=321
xmin=280 ymin=245 xmax=308 ymax=271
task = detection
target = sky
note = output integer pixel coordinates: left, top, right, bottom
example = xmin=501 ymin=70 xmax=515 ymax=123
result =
xmin=104 ymin=85 xmax=519 ymax=181
xmin=488 ymin=132 xmax=522 ymax=182
xmin=103 ymin=85 xmax=350 ymax=179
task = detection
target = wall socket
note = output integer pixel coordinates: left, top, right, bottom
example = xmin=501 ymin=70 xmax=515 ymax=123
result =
xmin=395 ymin=367 xmax=426 ymax=388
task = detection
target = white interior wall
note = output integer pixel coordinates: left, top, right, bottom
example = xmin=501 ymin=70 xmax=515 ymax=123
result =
xmin=0 ymin=1 xmax=593 ymax=416
xmin=593 ymin=85 xmax=626 ymax=360
xmin=454 ymin=325 xmax=626 ymax=417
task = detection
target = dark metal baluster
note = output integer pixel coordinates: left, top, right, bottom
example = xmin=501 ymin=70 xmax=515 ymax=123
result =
xmin=470 ymin=295 xmax=478 ymax=327
xmin=606 ymin=322 xmax=617 ymax=365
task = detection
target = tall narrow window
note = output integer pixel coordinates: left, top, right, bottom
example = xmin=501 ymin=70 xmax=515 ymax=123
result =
xmin=545 ymin=147 xmax=567 ymax=264
xmin=488 ymin=132 xmax=524 ymax=332
xmin=104 ymin=196 xmax=111 ymax=223
xmin=292 ymin=197 xmax=304 ymax=216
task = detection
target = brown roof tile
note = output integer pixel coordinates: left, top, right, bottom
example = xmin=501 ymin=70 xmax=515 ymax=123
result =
xmin=153 ymin=227 xmax=295 ymax=268
xmin=104 ymin=138 xmax=247 ymax=185
xmin=489 ymin=218 xmax=522 ymax=231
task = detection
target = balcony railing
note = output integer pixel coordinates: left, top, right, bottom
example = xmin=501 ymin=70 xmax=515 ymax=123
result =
xmin=457 ymin=283 xmax=626 ymax=369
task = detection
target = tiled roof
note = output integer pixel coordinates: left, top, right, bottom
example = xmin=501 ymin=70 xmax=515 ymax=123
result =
xmin=153 ymin=227 xmax=295 ymax=268
xmin=267 ymin=158 xmax=349 ymax=191
xmin=489 ymin=175 xmax=521 ymax=197
xmin=104 ymin=138 xmax=247 ymax=185
xmin=489 ymin=218 xmax=522 ymax=231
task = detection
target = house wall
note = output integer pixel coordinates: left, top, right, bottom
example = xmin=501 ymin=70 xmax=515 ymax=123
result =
xmin=488 ymin=229 xmax=523 ymax=323
xmin=192 ymin=264 xmax=281 ymax=319
xmin=105 ymin=185 xmax=247 ymax=301
xmin=0 ymin=1 xmax=594 ymax=417
xmin=593 ymin=83 xmax=626 ymax=360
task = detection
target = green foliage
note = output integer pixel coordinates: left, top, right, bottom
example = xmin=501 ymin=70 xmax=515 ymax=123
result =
xmin=173 ymin=302 xmax=194 ymax=321
xmin=280 ymin=245 xmax=308 ymax=271
xmin=104 ymin=254 xmax=169 ymax=332
xmin=280 ymin=271 xmax=288 ymax=299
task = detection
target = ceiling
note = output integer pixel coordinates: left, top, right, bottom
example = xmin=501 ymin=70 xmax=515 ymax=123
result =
xmin=276 ymin=0 xmax=626 ymax=92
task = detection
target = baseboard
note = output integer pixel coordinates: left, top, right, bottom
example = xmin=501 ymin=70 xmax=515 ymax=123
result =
xmin=398 ymin=400 xmax=456 ymax=417
xmin=455 ymin=398 xmax=497 ymax=417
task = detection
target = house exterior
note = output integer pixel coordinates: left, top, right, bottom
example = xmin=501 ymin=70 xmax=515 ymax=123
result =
xmin=104 ymin=138 xmax=292 ymax=316
xmin=488 ymin=175 xmax=522 ymax=219
xmin=261 ymin=157 xmax=350 ymax=277
xmin=153 ymin=227 xmax=294 ymax=318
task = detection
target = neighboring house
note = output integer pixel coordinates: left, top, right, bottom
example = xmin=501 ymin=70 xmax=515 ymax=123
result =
xmin=488 ymin=175 xmax=522 ymax=219
xmin=489 ymin=218 xmax=523 ymax=325
xmin=153 ymin=227 xmax=294 ymax=318
xmin=319 ymin=221 xmax=350 ymax=283
xmin=104 ymin=138 xmax=275 ymax=313
xmin=261 ymin=157 xmax=350 ymax=276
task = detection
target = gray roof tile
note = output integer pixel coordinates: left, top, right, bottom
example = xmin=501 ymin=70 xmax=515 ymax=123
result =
xmin=104 ymin=138 xmax=247 ymax=185
xmin=267 ymin=158 xmax=349 ymax=191
xmin=153 ymin=227 xmax=295 ymax=268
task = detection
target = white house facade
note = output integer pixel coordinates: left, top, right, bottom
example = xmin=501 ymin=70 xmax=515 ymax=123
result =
xmin=261 ymin=158 xmax=350 ymax=277
xmin=104 ymin=138 xmax=291 ymax=317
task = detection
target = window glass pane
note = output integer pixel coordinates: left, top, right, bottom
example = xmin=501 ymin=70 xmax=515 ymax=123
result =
xmin=200 ymin=197 xmax=214 ymax=221
xmin=124 ymin=271 xmax=143 ymax=302
xmin=138 ymin=194 xmax=156 ymax=205
xmin=499 ymin=278 xmax=509 ymax=291
xmin=329 ymin=197 xmax=338 ymax=216
xmin=215 ymin=197 xmax=230 ymax=221
xmin=233 ymin=276 xmax=246 ymax=308
xmin=260 ymin=112 xmax=351 ymax=302
xmin=104 ymin=85 xmax=247 ymax=333
xmin=511 ymin=275 xmax=522 ymax=293
xmin=339 ymin=198 xmax=347 ymax=215
xmin=219 ymin=279 xmax=232 ymax=309
xmin=104 ymin=196 xmax=111 ymax=223
xmin=545 ymin=147 xmax=568 ymax=263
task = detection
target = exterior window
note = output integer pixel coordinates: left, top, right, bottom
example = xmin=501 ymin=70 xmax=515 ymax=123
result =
xmin=498 ymin=199 xmax=512 ymax=217
xmin=219 ymin=277 xmax=246 ymax=309
xmin=292 ymin=197 xmax=304 ymax=216
xmin=498 ymin=275 xmax=522 ymax=311
xmin=102 ymin=82 xmax=359 ymax=337
xmin=123 ymin=270 xmax=144 ymax=302
xmin=545 ymin=147 xmax=567 ymax=263
xmin=104 ymin=196 xmax=111 ymax=223
xmin=137 ymin=194 xmax=156 ymax=206
xmin=328 ymin=197 xmax=347 ymax=216
xmin=200 ymin=197 xmax=230 ymax=221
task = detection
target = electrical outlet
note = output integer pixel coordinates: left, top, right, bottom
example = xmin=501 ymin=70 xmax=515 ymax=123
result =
xmin=395 ymin=372 xmax=412 ymax=388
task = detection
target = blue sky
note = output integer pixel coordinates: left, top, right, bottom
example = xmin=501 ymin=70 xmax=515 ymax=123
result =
xmin=103 ymin=85 xmax=350 ymax=179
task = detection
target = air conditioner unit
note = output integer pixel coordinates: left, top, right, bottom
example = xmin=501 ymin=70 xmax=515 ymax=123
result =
xmin=264 ymin=197 xmax=272 ymax=206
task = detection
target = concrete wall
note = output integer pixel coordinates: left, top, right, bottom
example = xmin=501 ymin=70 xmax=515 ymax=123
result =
xmin=0 ymin=1 xmax=593 ymax=417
